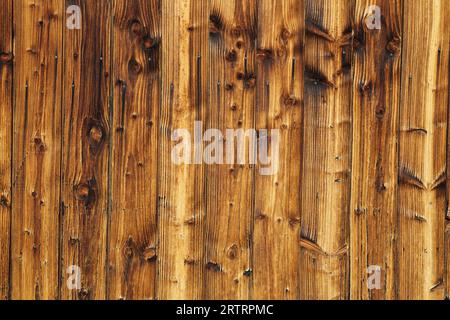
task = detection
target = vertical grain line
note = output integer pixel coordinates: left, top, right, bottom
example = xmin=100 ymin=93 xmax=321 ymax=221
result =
xmin=57 ymin=5 xmax=65 ymax=298
xmin=8 ymin=0 xmax=14 ymax=300
xmin=196 ymin=54 xmax=201 ymax=121
xmin=394 ymin=0 xmax=405 ymax=300
xmin=120 ymin=83 xmax=126 ymax=131
xmin=346 ymin=2 xmax=355 ymax=300
xmin=106 ymin=0 xmax=115 ymax=299
xmin=298 ymin=2 xmax=306 ymax=299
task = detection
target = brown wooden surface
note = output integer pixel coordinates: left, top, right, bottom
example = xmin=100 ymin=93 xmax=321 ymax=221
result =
xmin=0 ymin=0 xmax=12 ymax=301
xmin=398 ymin=0 xmax=449 ymax=300
xmin=205 ymin=0 xmax=256 ymax=300
xmin=61 ymin=0 xmax=111 ymax=300
xmin=301 ymin=0 xmax=352 ymax=299
xmin=11 ymin=0 xmax=63 ymax=299
xmin=350 ymin=0 xmax=402 ymax=300
xmin=109 ymin=0 xmax=159 ymax=300
xmin=254 ymin=0 xmax=303 ymax=300
xmin=157 ymin=0 xmax=208 ymax=300
xmin=1 ymin=0 xmax=450 ymax=300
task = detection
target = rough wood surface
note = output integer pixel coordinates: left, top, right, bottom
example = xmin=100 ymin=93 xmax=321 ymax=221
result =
xmin=108 ymin=0 xmax=159 ymax=300
xmin=300 ymin=0 xmax=352 ymax=299
xmin=157 ymin=0 xmax=208 ymax=299
xmin=11 ymin=0 xmax=63 ymax=299
xmin=0 ymin=0 xmax=12 ymax=301
xmin=61 ymin=0 xmax=111 ymax=300
xmin=350 ymin=0 xmax=402 ymax=300
xmin=253 ymin=0 xmax=303 ymax=300
xmin=1 ymin=0 xmax=450 ymax=300
xmin=205 ymin=0 xmax=256 ymax=300
xmin=398 ymin=0 xmax=449 ymax=300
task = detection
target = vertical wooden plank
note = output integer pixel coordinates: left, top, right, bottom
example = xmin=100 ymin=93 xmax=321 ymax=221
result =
xmin=398 ymin=0 xmax=449 ymax=300
xmin=253 ymin=0 xmax=303 ymax=299
xmin=204 ymin=0 xmax=256 ymax=299
xmin=446 ymin=7 xmax=450 ymax=299
xmin=300 ymin=0 xmax=353 ymax=300
xmin=350 ymin=0 xmax=402 ymax=299
xmin=12 ymin=0 xmax=63 ymax=299
xmin=108 ymin=0 xmax=160 ymax=300
xmin=0 ymin=0 xmax=12 ymax=300
xmin=158 ymin=0 xmax=208 ymax=299
xmin=61 ymin=0 xmax=111 ymax=300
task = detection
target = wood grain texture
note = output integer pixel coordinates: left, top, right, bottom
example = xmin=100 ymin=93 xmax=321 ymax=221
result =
xmin=0 ymin=0 xmax=12 ymax=301
xmin=253 ymin=0 xmax=303 ymax=300
xmin=108 ymin=0 xmax=159 ymax=300
xmin=157 ymin=0 xmax=208 ymax=299
xmin=350 ymin=0 xmax=402 ymax=300
xmin=300 ymin=0 xmax=353 ymax=300
xmin=12 ymin=0 xmax=63 ymax=299
xmin=205 ymin=0 xmax=256 ymax=300
xmin=61 ymin=0 xmax=111 ymax=300
xmin=2 ymin=0 xmax=450 ymax=300
xmin=398 ymin=0 xmax=449 ymax=300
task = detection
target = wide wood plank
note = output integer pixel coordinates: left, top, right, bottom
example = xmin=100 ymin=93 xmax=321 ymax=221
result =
xmin=11 ymin=0 xmax=63 ymax=299
xmin=108 ymin=0 xmax=160 ymax=300
xmin=350 ymin=0 xmax=402 ymax=299
xmin=0 ymin=0 xmax=12 ymax=300
xmin=157 ymin=0 xmax=208 ymax=299
xmin=61 ymin=0 xmax=111 ymax=300
xmin=253 ymin=0 xmax=304 ymax=299
xmin=300 ymin=0 xmax=353 ymax=300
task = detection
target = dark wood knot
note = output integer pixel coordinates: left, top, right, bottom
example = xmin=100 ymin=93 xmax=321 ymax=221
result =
xmin=0 ymin=52 xmax=13 ymax=64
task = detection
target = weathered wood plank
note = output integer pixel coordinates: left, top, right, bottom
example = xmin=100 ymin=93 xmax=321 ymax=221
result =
xmin=253 ymin=0 xmax=303 ymax=299
xmin=350 ymin=0 xmax=402 ymax=299
xmin=11 ymin=0 xmax=63 ymax=299
xmin=300 ymin=0 xmax=353 ymax=300
xmin=61 ymin=0 xmax=111 ymax=300
xmin=0 ymin=0 xmax=12 ymax=300
xmin=204 ymin=0 xmax=256 ymax=299
xmin=108 ymin=0 xmax=159 ymax=300
xmin=398 ymin=0 xmax=449 ymax=300
xmin=157 ymin=0 xmax=208 ymax=299
xmin=446 ymin=31 xmax=450 ymax=300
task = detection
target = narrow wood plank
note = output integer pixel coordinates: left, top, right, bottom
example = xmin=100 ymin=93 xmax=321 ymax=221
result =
xmin=204 ymin=0 xmax=256 ymax=299
xmin=398 ymin=0 xmax=449 ymax=300
xmin=446 ymin=16 xmax=450 ymax=300
xmin=253 ymin=0 xmax=303 ymax=299
xmin=157 ymin=0 xmax=208 ymax=299
xmin=108 ymin=0 xmax=160 ymax=300
xmin=12 ymin=0 xmax=63 ymax=299
xmin=399 ymin=0 xmax=449 ymax=300
xmin=350 ymin=0 xmax=402 ymax=299
xmin=300 ymin=0 xmax=353 ymax=300
xmin=0 ymin=0 xmax=12 ymax=300
xmin=60 ymin=0 xmax=111 ymax=300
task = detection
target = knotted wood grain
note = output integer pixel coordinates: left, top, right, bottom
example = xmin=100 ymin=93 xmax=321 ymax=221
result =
xmin=61 ymin=0 xmax=111 ymax=300
xmin=108 ymin=0 xmax=159 ymax=300
xmin=204 ymin=0 xmax=256 ymax=299
xmin=300 ymin=0 xmax=352 ymax=300
xmin=0 ymin=0 xmax=12 ymax=300
xmin=1 ymin=0 xmax=450 ymax=301
xmin=350 ymin=0 xmax=402 ymax=300
xmin=253 ymin=0 xmax=304 ymax=299
xmin=11 ymin=0 xmax=63 ymax=300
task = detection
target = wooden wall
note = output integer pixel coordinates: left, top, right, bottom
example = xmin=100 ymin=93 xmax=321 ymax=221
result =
xmin=0 ymin=0 xmax=449 ymax=300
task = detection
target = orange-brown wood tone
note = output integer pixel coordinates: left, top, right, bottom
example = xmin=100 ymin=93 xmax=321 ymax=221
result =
xmin=0 ymin=0 xmax=12 ymax=300
xmin=0 ymin=0 xmax=449 ymax=300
